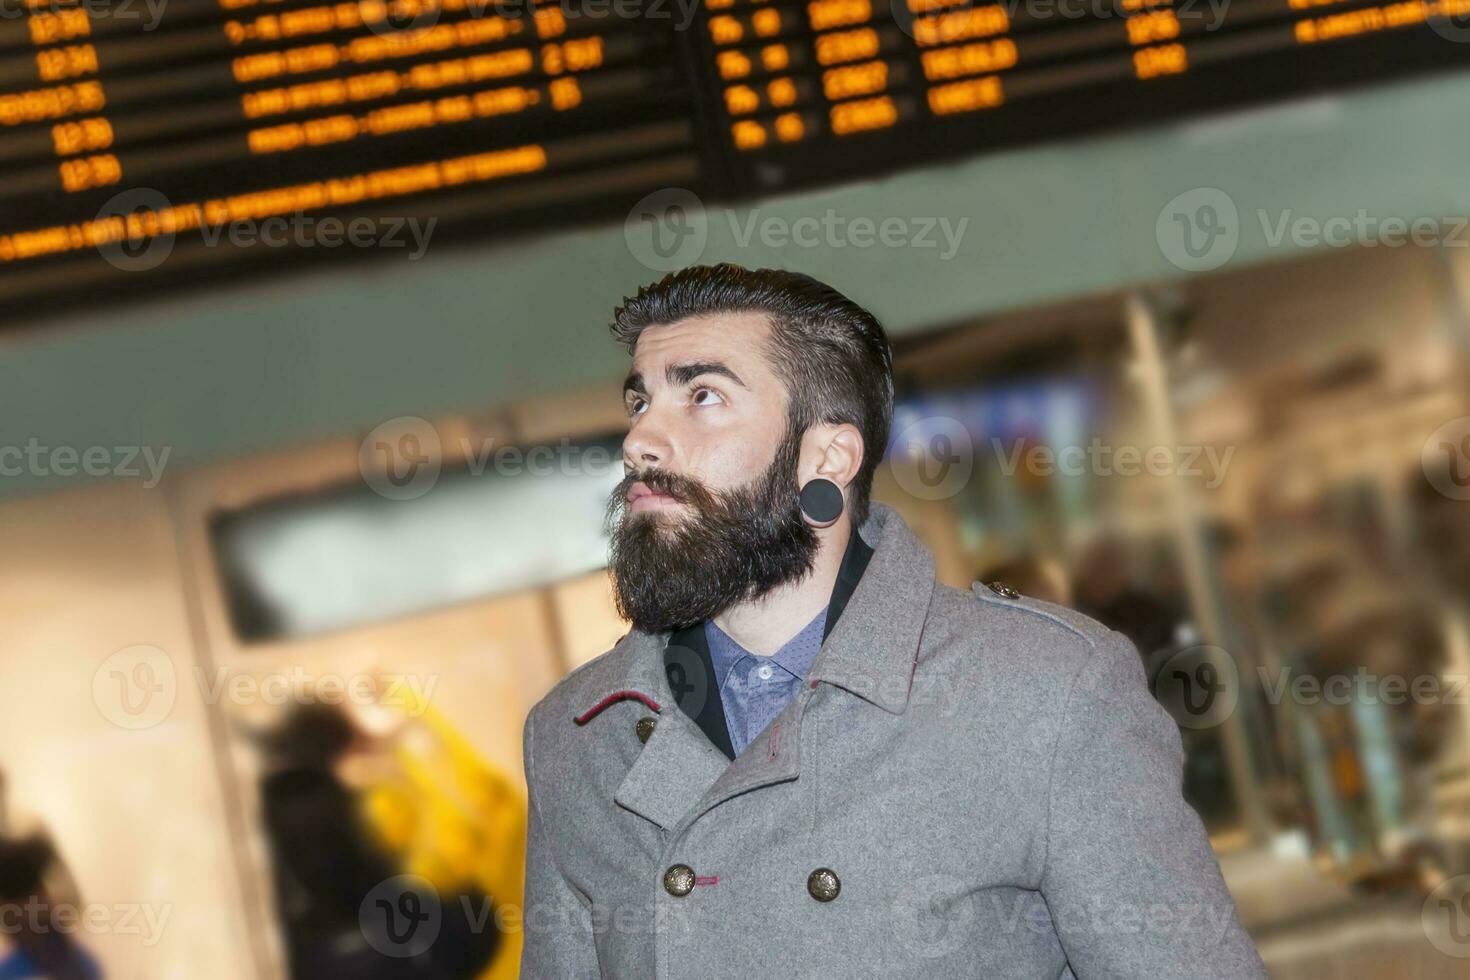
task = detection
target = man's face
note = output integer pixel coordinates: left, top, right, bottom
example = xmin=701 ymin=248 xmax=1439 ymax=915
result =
xmin=620 ymin=312 xmax=789 ymax=515
xmin=605 ymin=312 xmax=820 ymax=632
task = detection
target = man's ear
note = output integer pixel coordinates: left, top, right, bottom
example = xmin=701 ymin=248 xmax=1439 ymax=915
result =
xmin=802 ymin=424 xmax=864 ymax=491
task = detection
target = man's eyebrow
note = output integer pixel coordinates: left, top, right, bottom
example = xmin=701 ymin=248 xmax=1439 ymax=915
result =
xmin=623 ymin=371 xmax=645 ymax=397
xmin=667 ymin=361 xmax=747 ymax=389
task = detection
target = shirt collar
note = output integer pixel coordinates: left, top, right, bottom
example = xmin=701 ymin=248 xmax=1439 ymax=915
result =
xmin=701 ymin=523 xmax=873 ymax=688
xmin=705 ymin=604 xmax=828 ymax=688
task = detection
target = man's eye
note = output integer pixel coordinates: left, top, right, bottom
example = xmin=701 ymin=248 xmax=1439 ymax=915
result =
xmin=627 ymin=397 xmax=647 ymax=416
xmin=692 ymin=387 xmax=724 ymax=406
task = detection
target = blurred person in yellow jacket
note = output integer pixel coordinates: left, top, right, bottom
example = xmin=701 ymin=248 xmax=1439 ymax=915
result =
xmin=256 ymin=692 xmax=521 ymax=980
xmin=352 ymin=686 xmax=526 ymax=980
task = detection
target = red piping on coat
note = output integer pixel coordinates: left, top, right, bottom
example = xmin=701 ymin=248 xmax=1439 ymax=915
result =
xmin=573 ymin=690 xmax=662 ymax=725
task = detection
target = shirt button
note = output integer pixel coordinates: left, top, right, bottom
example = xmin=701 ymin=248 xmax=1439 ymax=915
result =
xmin=663 ymin=864 xmax=695 ymax=897
xmin=807 ymin=867 xmax=841 ymax=902
xmin=756 ymin=664 xmax=774 ymax=681
xmin=635 ymin=716 xmax=657 ymax=744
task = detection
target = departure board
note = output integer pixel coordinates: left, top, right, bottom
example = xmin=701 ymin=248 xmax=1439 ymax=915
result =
xmin=1 ymin=0 xmax=1467 ymax=316
xmin=686 ymin=0 xmax=1470 ymax=189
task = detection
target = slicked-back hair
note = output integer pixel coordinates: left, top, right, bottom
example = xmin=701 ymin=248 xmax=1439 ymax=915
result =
xmin=610 ymin=263 xmax=893 ymax=529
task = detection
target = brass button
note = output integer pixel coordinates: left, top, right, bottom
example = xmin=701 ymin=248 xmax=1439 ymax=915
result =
xmin=987 ymin=581 xmax=1020 ymax=600
xmin=636 ymin=716 xmax=657 ymax=744
xmin=807 ymin=867 xmax=840 ymax=902
xmin=663 ymin=864 xmax=695 ymax=897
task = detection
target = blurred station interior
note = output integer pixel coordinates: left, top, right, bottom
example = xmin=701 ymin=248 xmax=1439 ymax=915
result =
xmin=3 ymin=0 xmax=1470 ymax=977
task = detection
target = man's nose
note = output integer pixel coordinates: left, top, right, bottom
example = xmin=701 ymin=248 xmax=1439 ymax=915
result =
xmin=623 ymin=417 xmax=671 ymax=470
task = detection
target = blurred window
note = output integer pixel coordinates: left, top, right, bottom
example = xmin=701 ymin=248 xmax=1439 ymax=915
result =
xmin=210 ymin=435 xmax=623 ymax=641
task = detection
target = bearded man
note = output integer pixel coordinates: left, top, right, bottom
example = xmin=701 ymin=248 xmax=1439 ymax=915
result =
xmin=518 ymin=264 xmax=1266 ymax=979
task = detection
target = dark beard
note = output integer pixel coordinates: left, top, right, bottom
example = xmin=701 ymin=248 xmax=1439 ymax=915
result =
xmin=604 ymin=427 xmax=819 ymax=634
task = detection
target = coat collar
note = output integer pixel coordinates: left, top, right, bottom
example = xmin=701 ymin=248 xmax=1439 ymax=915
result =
xmin=805 ymin=502 xmax=934 ymax=714
xmin=570 ymin=503 xmax=936 ymax=831
xmin=571 ymin=502 xmax=935 ymax=734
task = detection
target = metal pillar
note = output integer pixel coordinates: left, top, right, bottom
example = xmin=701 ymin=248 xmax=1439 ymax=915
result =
xmin=1123 ymin=289 xmax=1274 ymax=846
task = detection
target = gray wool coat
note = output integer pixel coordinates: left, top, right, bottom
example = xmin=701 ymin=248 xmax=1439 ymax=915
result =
xmin=519 ymin=502 xmax=1268 ymax=979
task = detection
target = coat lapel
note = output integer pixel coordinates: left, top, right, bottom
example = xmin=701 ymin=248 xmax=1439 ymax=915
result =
xmin=685 ymin=690 xmax=806 ymax=827
xmin=579 ymin=629 xmax=722 ymax=831
xmin=614 ymin=702 xmax=731 ymax=831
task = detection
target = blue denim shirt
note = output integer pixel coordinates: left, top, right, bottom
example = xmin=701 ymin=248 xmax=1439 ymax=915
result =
xmin=704 ymin=606 xmax=828 ymax=758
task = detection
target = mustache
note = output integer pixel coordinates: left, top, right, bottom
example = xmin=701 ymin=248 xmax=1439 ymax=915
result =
xmin=605 ymin=467 xmax=696 ymax=535
xmin=611 ymin=467 xmax=718 ymax=511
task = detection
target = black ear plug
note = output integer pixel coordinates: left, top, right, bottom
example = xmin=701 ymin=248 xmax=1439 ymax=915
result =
xmin=799 ymin=478 xmax=844 ymax=526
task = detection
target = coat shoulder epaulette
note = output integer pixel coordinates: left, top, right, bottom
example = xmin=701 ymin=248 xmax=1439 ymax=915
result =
xmin=969 ymin=580 xmax=1113 ymax=650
